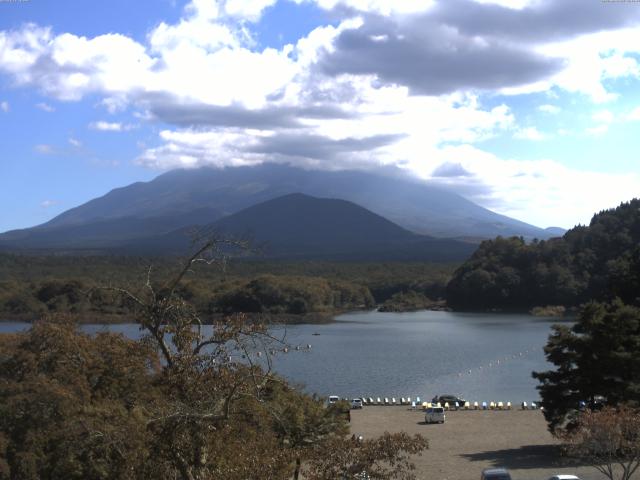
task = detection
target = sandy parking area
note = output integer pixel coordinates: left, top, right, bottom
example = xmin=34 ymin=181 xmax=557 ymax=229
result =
xmin=350 ymin=406 xmax=603 ymax=480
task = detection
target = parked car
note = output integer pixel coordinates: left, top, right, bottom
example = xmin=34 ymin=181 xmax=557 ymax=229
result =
xmin=481 ymin=468 xmax=512 ymax=480
xmin=548 ymin=476 xmax=581 ymax=480
xmin=328 ymin=395 xmax=340 ymax=405
xmin=425 ymin=406 xmax=446 ymax=424
xmin=351 ymin=398 xmax=363 ymax=409
xmin=433 ymin=394 xmax=467 ymax=407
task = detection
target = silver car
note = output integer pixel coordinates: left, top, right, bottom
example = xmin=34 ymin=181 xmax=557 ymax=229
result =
xmin=425 ymin=406 xmax=446 ymax=424
xmin=481 ymin=468 xmax=512 ymax=480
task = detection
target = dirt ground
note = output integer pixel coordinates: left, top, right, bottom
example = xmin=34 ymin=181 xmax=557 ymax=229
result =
xmin=349 ymin=406 xmax=604 ymax=480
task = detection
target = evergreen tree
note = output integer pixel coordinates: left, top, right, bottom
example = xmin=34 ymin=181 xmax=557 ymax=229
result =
xmin=533 ymin=301 xmax=640 ymax=432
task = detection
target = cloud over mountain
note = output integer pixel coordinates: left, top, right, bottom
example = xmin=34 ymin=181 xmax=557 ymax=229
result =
xmin=1 ymin=0 xmax=639 ymax=228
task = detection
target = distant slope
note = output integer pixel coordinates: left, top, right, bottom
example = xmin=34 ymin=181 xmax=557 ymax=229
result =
xmin=28 ymin=164 xmax=552 ymax=240
xmin=125 ymin=194 xmax=477 ymax=261
xmin=0 ymin=208 xmax=222 ymax=250
xmin=544 ymin=226 xmax=567 ymax=237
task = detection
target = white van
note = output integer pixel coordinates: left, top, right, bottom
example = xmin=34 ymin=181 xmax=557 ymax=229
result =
xmin=425 ymin=406 xmax=446 ymax=424
xmin=328 ymin=395 xmax=340 ymax=405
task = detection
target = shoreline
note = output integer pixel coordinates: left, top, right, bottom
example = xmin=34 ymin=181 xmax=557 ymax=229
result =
xmin=0 ymin=310 xmax=342 ymax=326
xmin=0 ymin=304 xmax=568 ymax=326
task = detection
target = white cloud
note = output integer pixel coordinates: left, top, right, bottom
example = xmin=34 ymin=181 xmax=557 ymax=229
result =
xmin=471 ymin=0 xmax=535 ymax=7
xmin=586 ymin=109 xmax=615 ymax=136
xmin=298 ymin=0 xmax=435 ymax=15
xmin=40 ymin=199 xmax=57 ymax=208
xmin=224 ymin=0 xmax=278 ymax=20
xmin=35 ymin=102 xmax=55 ymax=112
xmin=592 ymin=110 xmax=614 ymax=124
xmin=89 ymin=121 xmax=136 ymax=131
xmin=586 ymin=124 xmax=609 ymax=136
xmin=514 ymin=126 xmax=546 ymax=141
xmin=538 ymin=104 xmax=560 ymax=114
xmin=626 ymin=106 xmax=640 ymax=121
xmin=1 ymin=0 xmax=640 ymax=229
xmin=535 ymin=29 xmax=640 ymax=103
xmin=415 ymin=145 xmax=639 ymax=228
xmin=68 ymin=137 xmax=82 ymax=147
xmin=0 ymin=101 xmax=8 ymax=112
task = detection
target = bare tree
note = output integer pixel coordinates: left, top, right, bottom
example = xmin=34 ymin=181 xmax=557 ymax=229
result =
xmin=103 ymin=237 xmax=289 ymax=480
xmin=94 ymin=236 xmax=428 ymax=480
xmin=561 ymin=406 xmax=640 ymax=480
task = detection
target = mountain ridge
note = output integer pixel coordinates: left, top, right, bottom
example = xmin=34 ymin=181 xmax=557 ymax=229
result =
xmin=13 ymin=164 xmax=555 ymax=241
xmin=121 ymin=193 xmax=477 ymax=261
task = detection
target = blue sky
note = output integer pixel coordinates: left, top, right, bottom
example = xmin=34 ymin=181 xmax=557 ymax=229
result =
xmin=1 ymin=0 xmax=639 ymax=232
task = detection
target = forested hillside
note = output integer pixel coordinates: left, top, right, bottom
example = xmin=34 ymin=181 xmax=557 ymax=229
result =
xmin=446 ymin=199 xmax=640 ymax=311
xmin=0 ymin=256 xmax=455 ymax=321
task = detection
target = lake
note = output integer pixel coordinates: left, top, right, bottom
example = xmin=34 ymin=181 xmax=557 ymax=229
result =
xmin=0 ymin=310 xmax=563 ymax=404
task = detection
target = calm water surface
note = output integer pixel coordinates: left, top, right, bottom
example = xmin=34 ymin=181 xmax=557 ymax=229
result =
xmin=1 ymin=310 xmax=564 ymax=404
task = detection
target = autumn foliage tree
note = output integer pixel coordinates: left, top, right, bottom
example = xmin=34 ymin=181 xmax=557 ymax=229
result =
xmin=562 ymin=406 xmax=640 ymax=480
xmin=0 ymin=239 xmax=427 ymax=479
xmin=302 ymin=432 xmax=428 ymax=480
xmin=0 ymin=316 xmax=159 ymax=479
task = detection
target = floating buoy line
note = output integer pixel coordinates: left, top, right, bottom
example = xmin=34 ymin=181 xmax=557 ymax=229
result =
xmin=448 ymin=346 xmax=540 ymax=381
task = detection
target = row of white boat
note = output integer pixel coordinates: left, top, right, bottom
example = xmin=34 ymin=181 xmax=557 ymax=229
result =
xmin=357 ymin=397 xmax=543 ymax=410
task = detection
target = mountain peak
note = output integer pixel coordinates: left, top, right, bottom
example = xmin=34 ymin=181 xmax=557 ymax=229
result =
xmin=0 ymin=164 xmax=555 ymax=254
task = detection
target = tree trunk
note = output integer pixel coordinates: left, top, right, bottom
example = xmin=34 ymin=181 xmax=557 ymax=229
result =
xmin=294 ymin=456 xmax=301 ymax=480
